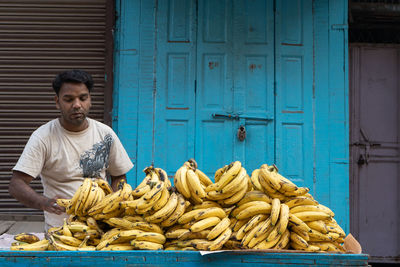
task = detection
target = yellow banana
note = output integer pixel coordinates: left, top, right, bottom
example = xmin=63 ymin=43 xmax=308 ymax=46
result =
xmin=75 ymin=178 xmax=92 ymax=216
xmin=222 ymin=176 xmax=249 ymax=205
xmin=144 ymin=192 xmax=178 ymax=223
xmin=270 ymin=198 xmax=281 ymax=226
xmin=195 ymin=169 xmax=213 ymax=187
xmin=284 ymin=196 xmax=319 ymax=208
xmin=52 ymin=234 xmax=82 ymax=247
xmin=232 ymin=218 xmax=250 ymax=232
xmin=290 ymin=232 xmax=309 ymax=248
xmin=290 ymin=204 xmax=332 ymax=216
xmin=206 ymin=161 xmax=241 ymax=192
xmin=250 ymin=169 xmax=263 ymax=191
xmin=317 ymin=204 xmax=335 ymax=217
xmin=266 ymin=221 xmax=282 ymax=242
xmin=306 ymin=220 xmax=329 ymax=234
xmin=214 ymin=165 xmax=228 ymax=182
xmin=105 ymin=218 xmax=134 ymax=229
xmin=237 ymin=190 xmax=272 ymax=206
xmin=87 ymin=188 xmax=122 ymax=216
xmin=174 ymin=165 xmax=191 ymax=198
xmin=160 ymin=193 xmax=186 ymax=227
xmin=309 ymin=241 xmax=342 ymax=252
xmin=290 ymin=242 xmax=320 ymax=252
xmin=190 ymin=217 xmax=221 ymax=232
xmin=14 ymin=233 xmax=40 ymax=244
xmin=308 ymin=229 xmax=333 ymax=242
xmin=130 ymin=240 xmax=163 ymax=250
xmin=207 ymin=217 xmax=230 ymax=240
xmin=193 ymin=200 xmax=222 ymax=210
xmin=178 ymin=230 xmax=211 ymax=241
xmin=86 ymin=217 xmax=104 ymax=235
xmin=62 ymin=219 xmax=73 ymax=237
xmin=152 ymin=186 xmax=170 ymax=211
xmin=236 ymin=201 xmax=272 ymax=220
xmin=135 ymin=232 xmax=166 ymax=244
xmin=95 ymin=178 xmax=113 ymax=195
xmin=224 ymin=240 xmax=243 ymax=250
xmin=290 ymin=224 xmax=310 ymax=241
xmin=273 ymin=229 xmax=290 ymax=250
xmin=100 ymin=244 xmax=135 ymax=251
xmin=288 ymin=213 xmax=312 ymax=233
xmin=221 ymin=167 xmax=246 ymax=194
xmin=243 ymin=219 xmax=271 ymax=247
xmin=253 ymin=232 xmax=281 ymax=250
xmin=132 ymin=184 xmax=151 ymax=198
xmin=194 ymin=207 xmax=226 ymax=220
xmin=292 ymin=211 xmax=331 ymax=222
xmin=186 ymin=168 xmax=206 ymax=198
xmin=278 ymin=203 xmax=290 ymax=234
xmin=283 ymin=186 xmax=309 ymax=197
xmin=177 ymin=208 xmax=206 ymax=224
xmin=242 ymin=214 xmax=268 ymax=235
xmin=165 ymin=228 xmax=190 ymax=239
xmin=231 ymin=201 xmax=269 ymax=218
xmin=56 ymin=198 xmax=71 ymax=208
xmin=259 ymin=166 xmax=281 ymax=191
xmin=117 ymin=229 xmax=144 ymax=243
xmin=10 ymin=239 xmax=49 ymax=251
xmin=208 ymin=227 xmax=232 ymax=251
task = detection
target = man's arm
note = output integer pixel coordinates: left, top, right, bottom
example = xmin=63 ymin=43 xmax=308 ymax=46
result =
xmin=9 ymin=170 xmax=65 ymax=214
xmin=110 ymin=174 xmax=127 ymax=191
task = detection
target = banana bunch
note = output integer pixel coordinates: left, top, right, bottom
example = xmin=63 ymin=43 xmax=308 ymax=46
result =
xmin=10 ymin=233 xmax=49 ymax=251
xmin=205 ymin=161 xmax=250 ymax=206
xmin=45 ymin=217 xmax=102 ymax=251
xmin=250 ymin=164 xmax=346 ymax=252
xmin=122 ymin=166 xmax=175 ymax=217
xmin=56 ymin=177 xmax=122 ymax=217
xmin=163 ymin=203 xmax=232 ymax=251
xmin=251 ymin=164 xmax=310 ymax=201
xmin=287 ymin=204 xmax=346 ymax=252
xmin=174 ymin=159 xmax=213 ymax=204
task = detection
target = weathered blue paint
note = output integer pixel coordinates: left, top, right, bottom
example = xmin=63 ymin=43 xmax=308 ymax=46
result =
xmin=0 ymin=250 xmax=368 ymax=266
xmin=114 ymin=0 xmax=349 ymax=231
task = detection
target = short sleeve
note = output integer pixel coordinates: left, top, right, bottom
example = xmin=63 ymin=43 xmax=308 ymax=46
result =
xmin=106 ymin=131 xmax=134 ymax=176
xmin=13 ymin=132 xmax=46 ymax=179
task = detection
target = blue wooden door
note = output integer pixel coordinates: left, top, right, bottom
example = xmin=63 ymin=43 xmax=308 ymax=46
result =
xmin=154 ymin=0 xmax=313 ymax=183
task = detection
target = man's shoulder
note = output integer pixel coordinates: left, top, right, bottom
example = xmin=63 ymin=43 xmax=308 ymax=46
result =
xmin=33 ymin=119 xmax=59 ymax=137
xmin=89 ymin=118 xmax=114 ymax=133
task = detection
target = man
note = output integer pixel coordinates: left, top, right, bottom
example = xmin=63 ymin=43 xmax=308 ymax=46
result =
xmin=9 ymin=69 xmax=133 ymax=231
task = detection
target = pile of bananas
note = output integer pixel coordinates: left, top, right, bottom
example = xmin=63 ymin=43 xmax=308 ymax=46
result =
xmin=10 ymin=233 xmax=49 ymax=251
xmin=10 ymin=160 xmax=346 ymax=253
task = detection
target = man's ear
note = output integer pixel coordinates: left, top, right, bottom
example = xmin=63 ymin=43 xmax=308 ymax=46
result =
xmin=55 ymin=95 xmax=60 ymax=110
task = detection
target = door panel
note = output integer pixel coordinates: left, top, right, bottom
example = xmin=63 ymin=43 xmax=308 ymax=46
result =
xmin=195 ymin=0 xmax=234 ymax=178
xmin=350 ymin=46 xmax=400 ymax=261
xmin=154 ymin=0 xmax=197 ymax=179
xmin=275 ymin=0 xmax=313 ymax=189
xmin=232 ymin=0 xmax=275 ymax=172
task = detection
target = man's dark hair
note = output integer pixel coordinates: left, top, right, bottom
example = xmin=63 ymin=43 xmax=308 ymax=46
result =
xmin=52 ymin=69 xmax=94 ymax=95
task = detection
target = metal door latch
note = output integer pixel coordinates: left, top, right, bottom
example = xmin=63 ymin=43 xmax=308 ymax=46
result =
xmin=237 ymin=125 xmax=246 ymax=141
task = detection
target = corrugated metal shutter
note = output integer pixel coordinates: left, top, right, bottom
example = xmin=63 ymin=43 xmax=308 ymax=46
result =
xmin=0 ymin=0 xmax=113 ymax=215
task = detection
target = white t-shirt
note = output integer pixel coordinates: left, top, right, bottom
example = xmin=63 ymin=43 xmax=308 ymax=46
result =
xmin=13 ymin=118 xmax=134 ymax=228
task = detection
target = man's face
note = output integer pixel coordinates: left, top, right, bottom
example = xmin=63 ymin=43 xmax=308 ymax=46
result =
xmin=55 ymin=82 xmax=92 ymax=131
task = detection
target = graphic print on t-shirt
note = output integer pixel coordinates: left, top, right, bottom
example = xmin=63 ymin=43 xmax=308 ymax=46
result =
xmin=79 ymin=134 xmax=113 ymax=177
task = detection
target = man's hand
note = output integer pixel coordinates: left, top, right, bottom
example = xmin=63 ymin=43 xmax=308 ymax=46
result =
xmin=9 ymin=170 xmax=66 ymax=214
xmin=41 ymin=197 xmax=65 ymax=215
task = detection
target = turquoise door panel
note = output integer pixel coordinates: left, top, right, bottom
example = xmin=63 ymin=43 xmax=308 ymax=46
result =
xmin=154 ymin=0 xmax=197 ymax=180
xmin=232 ymin=0 xmax=275 ymax=173
xmin=195 ymin=0 xmax=235 ymax=178
xmin=275 ymin=0 xmax=314 ymax=190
